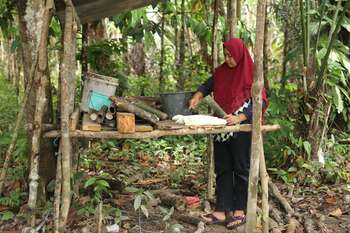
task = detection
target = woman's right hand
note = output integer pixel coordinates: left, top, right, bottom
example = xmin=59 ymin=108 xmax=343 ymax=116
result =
xmin=189 ymin=92 xmax=203 ymax=109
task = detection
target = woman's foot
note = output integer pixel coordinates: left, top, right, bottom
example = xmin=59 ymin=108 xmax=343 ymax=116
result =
xmin=201 ymin=211 xmax=226 ymax=225
xmin=226 ymin=210 xmax=246 ymax=229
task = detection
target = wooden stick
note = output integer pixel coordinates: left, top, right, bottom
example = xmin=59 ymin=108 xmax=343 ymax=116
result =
xmin=246 ymin=0 xmax=267 ymax=231
xmin=59 ymin=0 xmax=77 ymax=230
xmin=202 ymin=96 xmax=226 ymax=117
xmin=54 ymin=153 xmax=62 ymax=232
xmin=127 ymin=97 xmax=168 ymax=120
xmin=260 ymin=146 xmax=269 ymax=233
xmin=44 ymin=124 xmax=281 ymax=138
xmin=110 ymin=96 xmax=159 ymax=124
xmin=69 ymin=106 xmax=80 ymax=131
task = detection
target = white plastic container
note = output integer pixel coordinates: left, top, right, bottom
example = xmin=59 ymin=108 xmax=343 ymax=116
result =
xmin=81 ymin=72 xmax=119 ymax=112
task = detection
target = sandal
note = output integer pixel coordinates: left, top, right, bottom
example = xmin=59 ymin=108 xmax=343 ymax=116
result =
xmin=201 ymin=213 xmax=226 ymax=225
xmin=226 ymin=215 xmax=246 ymax=230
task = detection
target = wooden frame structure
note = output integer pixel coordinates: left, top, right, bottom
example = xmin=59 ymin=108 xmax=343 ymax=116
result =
xmin=24 ymin=0 xmax=274 ymax=231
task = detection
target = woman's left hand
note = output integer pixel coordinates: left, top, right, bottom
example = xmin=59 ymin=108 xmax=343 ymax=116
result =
xmin=224 ymin=114 xmax=247 ymax=125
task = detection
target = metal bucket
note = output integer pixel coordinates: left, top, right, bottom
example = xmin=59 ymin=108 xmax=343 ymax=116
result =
xmin=160 ymin=91 xmax=194 ymax=118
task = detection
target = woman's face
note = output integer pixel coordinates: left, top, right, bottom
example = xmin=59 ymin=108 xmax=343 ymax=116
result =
xmin=224 ymin=47 xmax=237 ymax=68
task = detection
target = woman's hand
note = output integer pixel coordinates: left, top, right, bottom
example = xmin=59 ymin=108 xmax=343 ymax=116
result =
xmin=188 ymin=92 xmax=204 ymax=109
xmin=224 ymin=114 xmax=247 ymax=125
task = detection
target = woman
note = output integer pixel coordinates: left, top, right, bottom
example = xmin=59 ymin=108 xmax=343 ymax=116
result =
xmin=189 ymin=38 xmax=267 ymax=229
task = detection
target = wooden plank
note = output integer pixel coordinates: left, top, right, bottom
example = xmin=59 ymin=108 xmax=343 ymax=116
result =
xmin=82 ymin=113 xmax=101 ymax=132
xmin=135 ymin=124 xmax=153 ymax=132
xmin=44 ymin=124 xmax=281 ymax=139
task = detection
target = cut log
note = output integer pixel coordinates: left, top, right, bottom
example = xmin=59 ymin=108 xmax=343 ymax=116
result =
xmin=127 ymin=97 xmax=168 ymax=120
xmin=111 ymin=96 xmax=160 ymax=124
xmin=69 ymin=106 xmax=80 ymax=131
xmin=105 ymin=111 xmax=114 ymax=120
xmin=117 ymin=112 xmax=135 ymax=133
xmin=202 ymin=96 xmax=226 ymax=117
xmin=156 ymin=190 xmax=186 ymax=211
xmin=96 ymin=105 xmax=108 ymax=124
xmin=82 ymin=113 xmax=101 ymax=132
xmin=89 ymin=111 xmax=98 ymax=121
xmin=135 ymin=124 xmax=153 ymax=132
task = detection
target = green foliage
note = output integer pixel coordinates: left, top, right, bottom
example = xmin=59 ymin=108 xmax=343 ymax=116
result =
xmin=0 ymin=189 xmax=26 ymax=208
xmin=83 ymin=175 xmax=111 ymax=202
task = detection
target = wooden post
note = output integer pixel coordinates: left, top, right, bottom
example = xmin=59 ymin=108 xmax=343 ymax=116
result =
xmin=260 ymin=145 xmax=269 ymax=233
xmin=245 ymin=0 xmax=267 ymax=232
xmin=206 ymin=0 xmax=220 ymax=201
xmin=27 ymin=0 xmax=54 ymax=226
xmin=59 ymin=0 xmax=78 ymax=230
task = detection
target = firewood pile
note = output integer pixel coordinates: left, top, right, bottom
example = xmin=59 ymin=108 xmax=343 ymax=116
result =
xmin=80 ymin=96 xmax=169 ymax=133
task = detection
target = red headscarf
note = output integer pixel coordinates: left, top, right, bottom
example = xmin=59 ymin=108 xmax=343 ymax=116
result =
xmin=213 ymin=38 xmax=268 ymax=114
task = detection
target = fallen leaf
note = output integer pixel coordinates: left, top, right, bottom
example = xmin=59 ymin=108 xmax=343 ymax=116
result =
xmin=0 ymin=205 xmax=10 ymax=212
xmin=329 ymin=208 xmax=342 ymax=217
xmin=325 ymin=196 xmax=337 ymax=205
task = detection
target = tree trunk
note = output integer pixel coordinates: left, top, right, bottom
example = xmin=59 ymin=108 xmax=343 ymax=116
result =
xmin=177 ymin=0 xmax=186 ymax=90
xmin=59 ymin=1 xmax=77 ymax=230
xmin=263 ymin=2 xmax=271 ymax=92
xmin=159 ymin=2 xmax=166 ymax=93
xmin=236 ymin=0 xmax=242 ymax=20
xmin=246 ymin=0 xmax=267 ymax=232
xmin=226 ymin=0 xmax=237 ymax=40
xmin=25 ymin=0 xmax=54 ymax=227
xmin=81 ymin=23 xmax=88 ymax=82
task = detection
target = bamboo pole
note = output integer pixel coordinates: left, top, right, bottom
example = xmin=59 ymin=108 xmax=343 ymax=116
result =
xmin=246 ymin=0 xmax=267 ymax=232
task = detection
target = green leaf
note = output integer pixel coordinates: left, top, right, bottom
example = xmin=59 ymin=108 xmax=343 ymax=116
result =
xmin=134 ymin=195 xmax=142 ymax=210
xmin=96 ymin=180 xmax=110 ymax=188
xmin=143 ymin=191 xmax=154 ymax=200
xmin=333 ymin=86 xmax=344 ymax=113
xmin=163 ymin=206 xmax=174 ymax=221
xmin=125 ymin=187 xmax=139 ymax=193
xmin=342 ymin=18 xmax=350 ymax=32
xmin=144 ymin=31 xmax=155 ymax=50
xmin=84 ymin=177 xmax=96 ymax=188
xmin=140 ymin=205 xmax=149 ymax=218
xmin=303 ymin=141 xmax=311 ymax=158
xmin=1 ymin=211 xmax=14 ymax=221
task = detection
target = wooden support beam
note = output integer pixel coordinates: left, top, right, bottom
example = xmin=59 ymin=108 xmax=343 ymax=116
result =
xmin=44 ymin=124 xmax=281 ymax=139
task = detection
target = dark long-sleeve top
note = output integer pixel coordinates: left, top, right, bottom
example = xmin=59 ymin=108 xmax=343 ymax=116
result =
xmin=197 ymin=77 xmax=266 ymax=123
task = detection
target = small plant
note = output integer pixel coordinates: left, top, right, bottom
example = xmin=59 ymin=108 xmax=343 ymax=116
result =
xmin=84 ymin=177 xmax=111 ymax=201
xmin=159 ymin=206 xmax=183 ymax=233
xmin=125 ymin=186 xmax=154 ymax=218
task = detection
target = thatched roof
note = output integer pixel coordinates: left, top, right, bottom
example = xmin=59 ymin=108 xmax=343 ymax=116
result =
xmin=55 ymin=0 xmax=161 ymax=24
